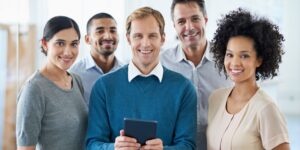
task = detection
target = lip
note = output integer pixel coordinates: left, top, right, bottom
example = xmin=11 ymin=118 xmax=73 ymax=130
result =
xmin=100 ymin=40 xmax=115 ymax=45
xmin=59 ymin=56 xmax=73 ymax=63
xmin=229 ymin=68 xmax=243 ymax=76
xmin=138 ymin=49 xmax=152 ymax=54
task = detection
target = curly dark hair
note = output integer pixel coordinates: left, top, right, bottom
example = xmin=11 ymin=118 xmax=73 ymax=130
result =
xmin=210 ymin=8 xmax=285 ymax=81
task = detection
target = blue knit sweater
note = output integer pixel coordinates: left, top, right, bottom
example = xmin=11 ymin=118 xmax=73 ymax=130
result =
xmin=86 ymin=65 xmax=197 ymax=150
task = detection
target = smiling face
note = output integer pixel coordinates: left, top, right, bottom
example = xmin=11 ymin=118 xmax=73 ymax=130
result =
xmin=225 ymin=36 xmax=262 ymax=84
xmin=42 ymin=28 xmax=80 ymax=71
xmin=86 ymin=18 xmax=119 ymax=57
xmin=173 ymin=2 xmax=207 ymax=50
xmin=126 ymin=15 xmax=165 ymax=72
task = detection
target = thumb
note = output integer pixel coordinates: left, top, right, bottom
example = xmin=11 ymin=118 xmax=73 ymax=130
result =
xmin=120 ymin=129 xmax=125 ymax=136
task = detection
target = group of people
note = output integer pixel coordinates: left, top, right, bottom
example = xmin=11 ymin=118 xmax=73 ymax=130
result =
xmin=16 ymin=0 xmax=290 ymax=150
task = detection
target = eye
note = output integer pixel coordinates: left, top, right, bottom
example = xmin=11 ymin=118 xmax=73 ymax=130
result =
xmin=177 ymin=19 xmax=185 ymax=25
xmin=133 ymin=34 xmax=142 ymax=40
xmin=97 ymin=30 xmax=104 ymax=34
xmin=225 ymin=53 xmax=233 ymax=58
xmin=71 ymin=42 xmax=79 ymax=48
xmin=110 ymin=29 xmax=116 ymax=33
xmin=56 ymin=41 xmax=65 ymax=47
xmin=149 ymin=34 xmax=158 ymax=39
xmin=241 ymin=54 xmax=250 ymax=59
xmin=191 ymin=17 xmax=201 ymax=22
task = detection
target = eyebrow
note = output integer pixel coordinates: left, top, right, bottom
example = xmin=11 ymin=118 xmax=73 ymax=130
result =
xmin=96 ymin=26 xmax=117 ymax=30
xmin=226 ymin=49 xmax=251 ymax=53
xmin=55 ymin=39 xmax=79 ymax=43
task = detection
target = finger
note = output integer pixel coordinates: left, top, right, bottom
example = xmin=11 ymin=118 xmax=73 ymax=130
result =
xmin=115 ymin=135 xmax=138 ymax=143
xmin=142 ymin=144 xmax=163 ymax=150
xmin=115 ymin=141 xmax=141 ymax=149
xmin=145 ymin=138 xmax=163 ymax=145
xmin=120 ymin=129 xmax=125 ymax=136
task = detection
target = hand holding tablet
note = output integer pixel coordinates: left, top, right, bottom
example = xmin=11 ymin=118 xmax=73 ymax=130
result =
xmin=124 ymin=118 xmax=157 ymax=145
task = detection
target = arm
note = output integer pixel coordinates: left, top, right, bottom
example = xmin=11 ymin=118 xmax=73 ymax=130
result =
xmin=260 ymin=102 xmax=290 ymax=150
xmin=16 ymin=81 xmax=43 ymax=148
xmin=164 ymin=81 xmax=197 ymax=150
xmin=85 ymin=79 xmax=114 ymax=149
xmin=273 ymin=143 xmax=290 ymax=150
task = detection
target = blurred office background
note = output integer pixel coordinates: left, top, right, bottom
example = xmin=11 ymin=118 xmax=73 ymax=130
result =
xmin=0 ymin=0 xmax=299 ymax=149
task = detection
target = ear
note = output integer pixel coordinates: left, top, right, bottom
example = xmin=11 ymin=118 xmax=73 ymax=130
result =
xmin=161 ymin=33 xmax=166 ymax=44
xmin=256 ymin=57 xmax=263 ymax=68
xmin=126 ymin=33 xmax=131 ymax=45
xmin=85 ymin=34 xmax=90 ymax=44
xmin=204 ymin=17 xmax=208 ymax=25
xmin=41 ymin=39 xmax=48 ymax=52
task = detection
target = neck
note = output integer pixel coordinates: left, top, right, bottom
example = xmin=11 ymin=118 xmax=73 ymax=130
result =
xmin=231 ymin=80 xmax=258 ymax=102
xmin=91 ymin=52 xmax=116 ymax=74
xmin=132 ymin=60 xmax=158 ymax=75
xmin=42 ymin=64 xmax=68 ymax=80
xmin=182 ymin=40 xmax=207 ymax=66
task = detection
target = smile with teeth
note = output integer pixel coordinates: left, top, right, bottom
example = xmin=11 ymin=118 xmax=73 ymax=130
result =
xmin=183 ymin=31 xmax=199 ymax=37
xmin=100 ymin=40 xmax=115 ymax=46
xmin=230 ymin=69 xmax=243 ymax=75
xmin=139 ymin=49 xmax=152 ymax=54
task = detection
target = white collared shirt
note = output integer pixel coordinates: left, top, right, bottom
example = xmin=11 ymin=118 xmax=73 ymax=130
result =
xmin=128 ymin=60 xmax=163 ymax=83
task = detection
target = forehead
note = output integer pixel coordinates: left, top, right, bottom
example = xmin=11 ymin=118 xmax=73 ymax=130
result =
xmin=91 ymin=18 xmax=117 ymax=28
xmin=227 ymin=36 xmax=255 ymax=52
xmin=130 ymin=16 xmax=160 ymax=34
xmin=51 ymin=28 xmax=79 ymax=41
xmin=173 ymin=2 xmax=204 ymax=19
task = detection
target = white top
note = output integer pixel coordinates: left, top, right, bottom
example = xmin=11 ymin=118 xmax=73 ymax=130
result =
xmin=128 ymin=60 xmax=163 ymax=83
xmin=207 ymin=87 xmax=289 ymax=150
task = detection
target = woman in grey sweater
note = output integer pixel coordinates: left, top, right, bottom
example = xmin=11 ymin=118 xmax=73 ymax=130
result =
xmin=16 ymin=16 xmax=88 ymax=150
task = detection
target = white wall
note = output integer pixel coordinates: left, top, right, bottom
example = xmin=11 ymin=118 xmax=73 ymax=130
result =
xmin=1 ymin=0 xmax=299 ymax=115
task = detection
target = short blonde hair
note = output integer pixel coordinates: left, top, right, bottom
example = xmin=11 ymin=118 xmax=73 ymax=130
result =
xmin=126 ymin=6 xmax=165 ymax=36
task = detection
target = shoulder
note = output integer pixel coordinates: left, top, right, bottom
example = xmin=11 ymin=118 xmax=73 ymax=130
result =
xmin=162 ymin=67 xmax=192 ymax=87
xmin=18 ymin=71 xmax=46 ymax=103
xmin=69 ymin=57 xmax=88 ymax=73
xmin=251 ymin=89 xmax=279 ymax=112
xmin=160 ymin=45 xmax=179 ymax=60
xmin=95 ymin=65 xmax=128 ymax=85
xmin=253 ymin=89 xmax=276 ymax=110
xmin=209 ymin=87 xmax=232 ymax=104
xmin=21 ymin=71 xmax=45 ymax=91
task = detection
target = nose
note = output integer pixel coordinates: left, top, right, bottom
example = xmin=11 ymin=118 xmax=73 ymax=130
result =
xmin=63 ymin=46 xmax=72 ymax=56
xmin=185 ymin=20 xmax=194 ymax=31
xmin=231 ymin=55 xmax=241 ymax=66
xmin=141 ymin=37 xmax=151 ymax=48
xmin=103 ymin=31 xmax=112 ymax=39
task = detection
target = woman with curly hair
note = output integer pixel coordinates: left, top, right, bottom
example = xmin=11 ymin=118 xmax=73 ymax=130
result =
xmin=206 ymin=8 xmax=290 ymax=150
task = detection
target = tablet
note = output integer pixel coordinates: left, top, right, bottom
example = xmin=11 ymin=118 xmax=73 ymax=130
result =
xmin=124 ymin=118 xmax=157 ymax=145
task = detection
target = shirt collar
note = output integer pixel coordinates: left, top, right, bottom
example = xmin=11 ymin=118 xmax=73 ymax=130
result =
xmin=175 ymin=41 xmax=214 ymax=64
xmin=128 ymin=60 xmax=163 ymax=83
xmin=85 ymin=53 xmax=123 ymax=72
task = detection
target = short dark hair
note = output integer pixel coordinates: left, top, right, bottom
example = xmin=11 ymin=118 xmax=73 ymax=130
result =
xmin=171 ymin=0 xmax=207 ymax=20
xmin=86 ymin=12 xmax=116 ymax=34
xmin=41 ymin=16 xmax=81 ymax=55
xmin=210 ymin=8 xmax=285 ymax=81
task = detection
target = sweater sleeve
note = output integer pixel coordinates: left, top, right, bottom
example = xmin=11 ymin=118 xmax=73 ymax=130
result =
xmin=86 ymin=78 xmax=114 ymax=149
xmin=164 ymin=80 xmax=197 ymax=150
xmin=16 ymin=81 xmax=45 ymax=146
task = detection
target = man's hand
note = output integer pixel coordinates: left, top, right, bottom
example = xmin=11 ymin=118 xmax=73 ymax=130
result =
xmin=141 ymin=138 xmax=163 ymax=150
xmin=114 ymin=130 xmax=141 ymax=150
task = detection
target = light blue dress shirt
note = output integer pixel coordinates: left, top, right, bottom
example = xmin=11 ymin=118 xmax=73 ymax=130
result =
xmin=160 ymin=42 xmax=232 ymax=150
xmin=70 ymin=53 xmax=123 ymax=105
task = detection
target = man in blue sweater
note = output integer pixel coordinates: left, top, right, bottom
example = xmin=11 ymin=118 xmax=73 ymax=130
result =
xmin=86 ymin=7 xmax=197 ymax=150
